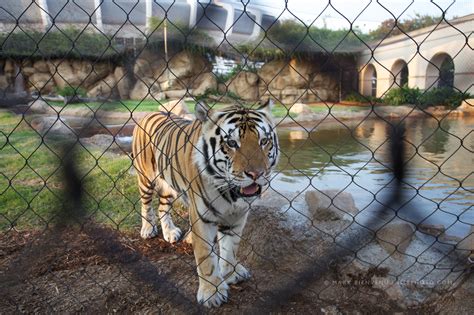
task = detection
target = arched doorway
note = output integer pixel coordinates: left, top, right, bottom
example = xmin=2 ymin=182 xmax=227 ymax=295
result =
xmin=391 ymin=59 xmax=409 ymax=87
xmin=362 ymin=64 xmax=377 ymax=97
xmin=426 ymin=53 xmax=454 ymax=89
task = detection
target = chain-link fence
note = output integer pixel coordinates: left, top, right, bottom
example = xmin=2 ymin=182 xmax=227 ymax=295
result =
xmin=1 ymin=0 xmax=473 ymax=313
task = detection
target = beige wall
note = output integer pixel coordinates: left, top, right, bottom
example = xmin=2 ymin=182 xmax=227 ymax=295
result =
xmin=358 ymin=15 xmax=474 ymax=97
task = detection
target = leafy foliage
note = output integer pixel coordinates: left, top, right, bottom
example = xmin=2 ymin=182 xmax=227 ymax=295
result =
xmin=369 ymin=14 xmax=441 ymax=40
xmin=344 ymin=92 xmax=382 ymax=103
xmin=55 ymin=86 xmax=87 ymax=97
xmin=382 ymin=85 xmax=422 ymax=106
xmin=418 ymin=87 xmax=471 ymax=109
xmin=0 ymin=28 xmax=120 ymax=59
xmin=237 ymin=20 xmax=370 ymax=59
xmin=216 ymin=64 xmax=258 ymax=83
xmin=147 ymin=17 xmax=213 ymax=56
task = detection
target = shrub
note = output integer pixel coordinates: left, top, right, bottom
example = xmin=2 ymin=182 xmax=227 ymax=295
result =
xmin=0 ymin=28 xmax=119 ymax=59
xmin=216 ymin=64 xmax=258 ymax=83
xmin=344 ymin=92 xmax=382 ymax=103
xmin=419 ymin=87 xmax=471 ymax=109
xmin=56 ymin=86 xmax=87 ymax=98
xmin=383 ymin=85 xmax=422 ymax=106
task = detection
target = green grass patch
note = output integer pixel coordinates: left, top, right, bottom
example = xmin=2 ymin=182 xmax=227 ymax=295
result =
xmin=0 ymin=110 xmax=144 ymax=231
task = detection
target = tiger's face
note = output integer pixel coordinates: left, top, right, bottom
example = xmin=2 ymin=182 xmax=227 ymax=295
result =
xmin=195 ymin=101 xmax=279 ymax=199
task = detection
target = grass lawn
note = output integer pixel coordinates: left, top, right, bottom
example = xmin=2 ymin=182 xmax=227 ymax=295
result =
xmin=46 ymin=98 xmax=311 ymax=118
xmin=0 ymin=110 xmax=150 ymax=231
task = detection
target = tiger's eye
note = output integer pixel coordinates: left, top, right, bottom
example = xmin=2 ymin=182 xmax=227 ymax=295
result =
xmin=227 ymin=139 xmax=238 ymax=148
xmin=260 ymin=138 xmax=269 ymax=146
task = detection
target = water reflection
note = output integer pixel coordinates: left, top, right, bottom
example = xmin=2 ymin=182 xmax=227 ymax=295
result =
xmin=274 ymin=117 xmax=474 ymax=236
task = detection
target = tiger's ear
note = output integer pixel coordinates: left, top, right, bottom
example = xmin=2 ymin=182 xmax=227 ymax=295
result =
xmin=257 ymin=98 xmax=274 ymax=116
xmin=195 ymin=101 xmax=213 ymax=122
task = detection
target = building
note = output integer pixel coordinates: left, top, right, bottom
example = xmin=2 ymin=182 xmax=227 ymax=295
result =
xmin=358 ymin=14 xmax=474 ymax=97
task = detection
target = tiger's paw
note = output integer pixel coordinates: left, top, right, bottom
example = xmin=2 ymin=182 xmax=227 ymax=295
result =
xmin=222 ymin=264 xmax=251 ymax=285
xmin=197 ymin=280 xmax=229 ymax=308
xmin=140 ymin=224 xmax=159 ymax=239
xmin=163 ymin=226 xmax=182 ymax=243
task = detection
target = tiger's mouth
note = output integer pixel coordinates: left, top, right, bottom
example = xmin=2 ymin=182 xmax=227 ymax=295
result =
xmin=239 ymin=183 xmax=262 ymax=197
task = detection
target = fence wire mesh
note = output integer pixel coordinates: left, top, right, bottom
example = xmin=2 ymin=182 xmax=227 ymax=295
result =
xmin=0 ymin=0 xmax=473 ymax=313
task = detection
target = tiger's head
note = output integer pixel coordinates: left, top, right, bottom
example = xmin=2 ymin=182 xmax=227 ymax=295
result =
xmin=194 ymin=100 xmax=279 ymax=199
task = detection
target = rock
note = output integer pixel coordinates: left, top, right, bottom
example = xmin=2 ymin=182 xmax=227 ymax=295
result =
xmin=227 ymin=71 xmax=259 ymax=101
xmin=456 ymin=99 xmax=474 ymax=115
xmin=26 ymin=99 xmax=57 ymax=115
xmin=27 ymin=73 xmax=55 ymax=94
xmin=164 ymin=89 xmax=188 ymax=99
xmin=0 ymin=75 xmax=10 ymax=90
xmin=80 ymin=134 xmax=131 ymax=153
xmin=376 ymin=221 xmax=415 ymax=255
xmin=305 ymin=189 xmax=359 ymax=221
xmin=133 ymin=58 xmax=157 ymax=79
xmin=289 ymin=103 xmax=313 ymax=116
xmin=192 ymin=72 xmax=217 ymax=96
xmin=458 ymin=226 xmax=473 ymax=260
xmin=418 ymin=223 xmax=445 ymax=236
xmin=48 ymin=60 xmax=112 ymax=89
xmin=87 ymin=73 xmax=117 ymax=99
xmin=372 ymin=276 xmax=404 ymax=301
xmin=129 ymin=78 xmax=163 ymax=100
xmin=160 ymin=99 xmax=190 ymax=117
xmin=258 ymin=59 xmax=315 ymax=90
xmin=218 ymin=83 xmax=227 ymax=95
xmin=113 ymin=67 xmax=131 ymax=99
xmin=166 ymin=50 xmax=211 ymax=81
xmin=33 ymin=60 xmax=50 ymax=73
xmin=4 ymin=59 xmax=15 ymax=74
xmin=21 ymin=66 xmax=36 ymax=77
xmin=29 ymin=116 xmax=76 ymax=137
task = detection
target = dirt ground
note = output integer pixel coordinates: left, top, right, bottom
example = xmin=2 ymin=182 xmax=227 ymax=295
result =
xmin=1 ymin=219 xmax=472 ymax=315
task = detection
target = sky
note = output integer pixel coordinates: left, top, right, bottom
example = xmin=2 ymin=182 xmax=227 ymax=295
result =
xmin=231 ymin=0 xmax=474 ymax=32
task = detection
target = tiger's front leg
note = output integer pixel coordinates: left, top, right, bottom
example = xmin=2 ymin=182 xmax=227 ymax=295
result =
xmin=190 ymin=207 xmax=229 ymax=307
xmin=218 ymin=213 xmax=251 ymax=285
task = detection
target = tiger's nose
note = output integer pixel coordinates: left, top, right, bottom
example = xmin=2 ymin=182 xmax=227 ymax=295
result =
xmin=245 ymin=170 xmax=264 ymax=180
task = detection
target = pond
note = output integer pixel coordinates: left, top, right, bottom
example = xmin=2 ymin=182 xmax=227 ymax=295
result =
xmin=273 ymin=117 xmax=473 ymax=237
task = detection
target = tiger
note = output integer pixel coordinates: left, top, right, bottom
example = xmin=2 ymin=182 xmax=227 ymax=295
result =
xmin=132 ymin=99 xmax=279 ymax=307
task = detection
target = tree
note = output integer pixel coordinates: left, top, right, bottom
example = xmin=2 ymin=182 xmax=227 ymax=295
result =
xmin=369 ymin=14 xmax=442 ymax=40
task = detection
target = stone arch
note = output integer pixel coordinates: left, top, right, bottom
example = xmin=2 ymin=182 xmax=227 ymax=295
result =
xmin=426 ymin=53 xmax=454 ymax=89
xmin=390 ymin=59 xmax=409 ymax=87
xmin=362 ymin=64 xmax=377 ymax=97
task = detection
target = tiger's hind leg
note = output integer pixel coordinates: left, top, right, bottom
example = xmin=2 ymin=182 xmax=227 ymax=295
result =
xmin=156 ymin=179 xmax=183 ymax=243
xmin=138 ymin=175 xmax=159 ymax=239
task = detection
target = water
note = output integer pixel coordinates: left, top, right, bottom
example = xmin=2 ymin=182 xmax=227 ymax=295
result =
xmin=272 ymin=117 xmax=474 ymax=237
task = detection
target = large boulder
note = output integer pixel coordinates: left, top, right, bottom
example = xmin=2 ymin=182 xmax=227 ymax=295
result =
xmin=192 ymin=72 xmax=217 ymax=96
xmin=26 ymin=99 xmax=57 ymax=115
xmin=376 ymin=221 xmax=415 ymax=255
xmin=87 ymin=73 xmax=117 ymax=99
xmin=458 ymin=225 xmax=473 ymax=261
xmin=160 ymin=99 xmax=190 ymax=117
xmin=33 ymin=60 xmax=50 ymax=73
xmin=227 ymin=71 xmax=259 ymax=101
xmin=456 ymin=99 xmax=474 ymax=115
xmin=166 ymin=50 xmax=211 ymax=81
xmin=289 ymin=103 xmax=313 ymax=116
xmin=27 ymin=73 xmax=55 ymax=94
xmin=305 ymin=189 xmax=359 ymax=221
xmin=0 ymin=75 xmax=10 ymax=90
xmin=258 ymin=59 xmax=315 ymax=90
xmin=113 ymin=66 xmax=132 ymax=99
xmin=48 ymin=60 xmax=112 ymax=89
xmin=129 ymin=78 xmax=163 ymax=100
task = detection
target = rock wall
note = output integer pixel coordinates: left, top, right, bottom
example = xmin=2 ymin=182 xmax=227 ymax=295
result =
xmin=129 ymin=50 xmax=217 ymax=100
xmin=224 ymin=58 xmax=339 ymax=104
xmin=0 ymin=50 xmax=217 ymax=100
xmin=0 ymin=54 xmax=339 ymax=104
